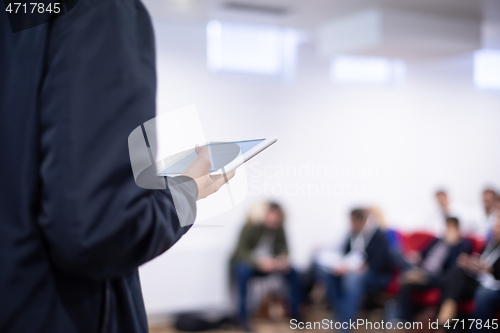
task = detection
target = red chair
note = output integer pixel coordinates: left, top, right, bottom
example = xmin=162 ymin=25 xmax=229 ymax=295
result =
xmin=399 ymin=232 xmax=440 ymax=306
xmin=463 ymin=237 xmax=486 ymax=254
xmin=401 ymin=231 xmax=436 ymax=253
xmin=405 ymin=234 xmax=487 ymax=315
xmin=385 ymin=271 xmax=402 ymax=296
xmin=382 ymin=231 xmax=436 ymax=298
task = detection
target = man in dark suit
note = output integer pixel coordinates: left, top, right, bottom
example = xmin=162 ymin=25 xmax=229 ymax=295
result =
xmin=319 ymin=209 xmax=393 ymax=331
xmin=437 ymin=216 xmax=500 ymax=331
xmin=396 ymin=217 xmax=472 ymax=321
xmin=0 ymin=1 xmax=232 ymax=332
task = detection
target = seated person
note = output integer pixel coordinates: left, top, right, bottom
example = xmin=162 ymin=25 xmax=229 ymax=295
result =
xmin=396 ymin=217 xmax=472 ymax=321
xmin=231 ymin=201 xmax=300 ymax=330
xmin=437 ymin=215 xmax=500 ymax=327
xmin=472 ymin=281 xmax=500 ymax=333
xmin=317 ymin=208 xmax=393 ymax=332
xmin=477 ymin=188 xmax=497 ymax=238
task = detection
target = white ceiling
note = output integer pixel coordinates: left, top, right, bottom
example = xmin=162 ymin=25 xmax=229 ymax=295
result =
xmin=143 ymin=0 xmax=485 ymax=29
xmin=143 ymin=0 xmax=500 ymax=51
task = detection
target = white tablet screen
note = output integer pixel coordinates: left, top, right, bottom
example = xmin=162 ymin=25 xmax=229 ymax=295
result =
xmin=233 ymin=139 xmax=265 ymax=155
xmin=159 ymin=139 xmax=265 ymax=176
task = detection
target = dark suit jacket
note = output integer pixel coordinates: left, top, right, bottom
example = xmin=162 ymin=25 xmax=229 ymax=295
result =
xmin=480 ymin=242 xmax=500 ymax=280
xmin=420 ymin=238 xmax=472 ymax=275
xmin=343 ymin=228 xmax=394 ymax=274
xmin=0 ymin=0 xmax=197 ymax=332
xmin=231 ymin=223 xmax=289 ymax=268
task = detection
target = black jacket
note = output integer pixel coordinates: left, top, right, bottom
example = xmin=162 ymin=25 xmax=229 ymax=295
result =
xmin=420 ymin=238 xmax=472 ymax=275
xmin=480 ymin=242 xmax=500 ymax=280
xmin=343 ymin=228 xmax=394 ymax=274
xmin=0 ymin=0 xmax=197 ymax=332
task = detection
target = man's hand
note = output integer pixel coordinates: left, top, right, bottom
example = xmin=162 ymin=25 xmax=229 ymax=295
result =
xmin=274 ymin=256 xmax=290 ymax=272
xmin=467 ymin=253 xmax=488 ymax=273
xmin=332 ymin=266 xmax=347 ymax=276
xmin=458 ymin=253 xmax=488 ymax=273
xmin=182 ymin=145 xmax=235 ymax=200
xmin=405 ymin=251 xmax=422 ymax=266
xmin=457 ymin=253 xmax=469 ymax=269
xmin=258 ymin=257 xmax=277 ymax=273
xmin=403 ymin=268 xmax=427 ymax=284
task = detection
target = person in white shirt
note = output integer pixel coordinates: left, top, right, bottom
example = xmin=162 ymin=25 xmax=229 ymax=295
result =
xmin=426 ymin=190 xmax=463 ymax=236
xmin=476 ymin=188 xmax=498 ymax=238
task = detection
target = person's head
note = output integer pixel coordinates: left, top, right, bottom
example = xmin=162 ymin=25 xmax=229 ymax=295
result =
xmin=246 ymin=201 xmax=269 ymax=225
xmin=445 ymin=217 xmax=460 ymax=239
xmin=264 ymin=202 xmax=285 ymax=229
xmin=482 ymin=188 xmax=497 ymax=213
xmin=350 ymin=208 xmax=367 ymax=234
xmin=367 ymin=206 xmax=386 ymax=229
xmin=435 ymin=190 xmax=449 ymax=209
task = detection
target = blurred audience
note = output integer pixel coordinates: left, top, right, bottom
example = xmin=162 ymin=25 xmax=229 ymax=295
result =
xmin=230 ymin=201 xmax=300 ymax=331
xmin=437 ymin=214 xmax=500 ymax=327
xmin=427 ymin=190 xmax=465 ymax=236
xmin=427 ymin=189 xmax=494 ymax=238
xmin=316 ymin=208 xmax=393 ymax=332
xmin=226 ymin=188 xmax=500 ymax=332
xmin=396 ymin=217 xmax=472 ymax=321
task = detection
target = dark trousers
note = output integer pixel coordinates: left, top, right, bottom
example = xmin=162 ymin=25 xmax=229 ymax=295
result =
xmin=233 ymin=261 xmax=301 ymax=323
xmin=471 ymin=286 xmax=500 ymax=332
xmin=397 ymin=276 xmax=439 ymax=321
xmin=318 ymin=268 xmax=391 ymax=331
xmin=440 ymin=266 xmax=478 ymax=303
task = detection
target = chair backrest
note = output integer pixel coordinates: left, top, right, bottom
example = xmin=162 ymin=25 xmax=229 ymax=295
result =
xmin=401 ymin=232 xmax=437 ymax=253
xmin=462 ymin=236 xmax=486 ymax=253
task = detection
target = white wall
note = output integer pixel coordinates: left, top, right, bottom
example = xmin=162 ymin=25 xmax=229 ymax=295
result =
xmin=139 ymin=20 xmax=500 ymax=320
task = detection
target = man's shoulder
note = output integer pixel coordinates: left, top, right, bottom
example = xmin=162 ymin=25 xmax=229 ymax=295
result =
xmin=372 ymin=227 xmax=387 ymax=240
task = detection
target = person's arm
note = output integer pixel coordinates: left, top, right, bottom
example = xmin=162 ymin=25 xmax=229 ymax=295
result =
xmin=37 ymin=0 xmax=199 ymax=279
xmin=233 ymin=224 xmax=258 ymax=267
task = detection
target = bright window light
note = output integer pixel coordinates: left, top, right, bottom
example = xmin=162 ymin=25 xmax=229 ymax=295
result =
xmin=474 ymin=49 xmax=500 ymax=90
xmin=329 ymin=55 xmax=406 ymax=85
xmin=206 ymin=20 xmax=299 ymax=78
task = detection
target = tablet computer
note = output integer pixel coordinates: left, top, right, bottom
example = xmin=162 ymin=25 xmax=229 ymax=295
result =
xmin=156 ymin=137 xmax=277 ymax=177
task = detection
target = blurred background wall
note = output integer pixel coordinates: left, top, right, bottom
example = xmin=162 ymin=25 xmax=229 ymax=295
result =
xmin=137 ymin=0 xmax=500 ymax=322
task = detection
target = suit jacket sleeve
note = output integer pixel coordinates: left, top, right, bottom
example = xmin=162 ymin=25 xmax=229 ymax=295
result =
xmin=37 ymin=0 xmax=197 ymax=279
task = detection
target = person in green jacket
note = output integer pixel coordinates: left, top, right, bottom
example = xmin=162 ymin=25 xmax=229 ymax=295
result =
xmin=231 ymin=201 xmax=301 ymax=331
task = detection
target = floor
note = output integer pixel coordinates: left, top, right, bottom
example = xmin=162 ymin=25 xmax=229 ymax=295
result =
xmin=150 ymin=320 xmax=313 ymax=333
xmin=148 ymin=308 xmax=396 ymax=333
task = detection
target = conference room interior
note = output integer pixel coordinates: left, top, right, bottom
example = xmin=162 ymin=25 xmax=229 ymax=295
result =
xmin=137 ymin=0 xmax=500 ymax=332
